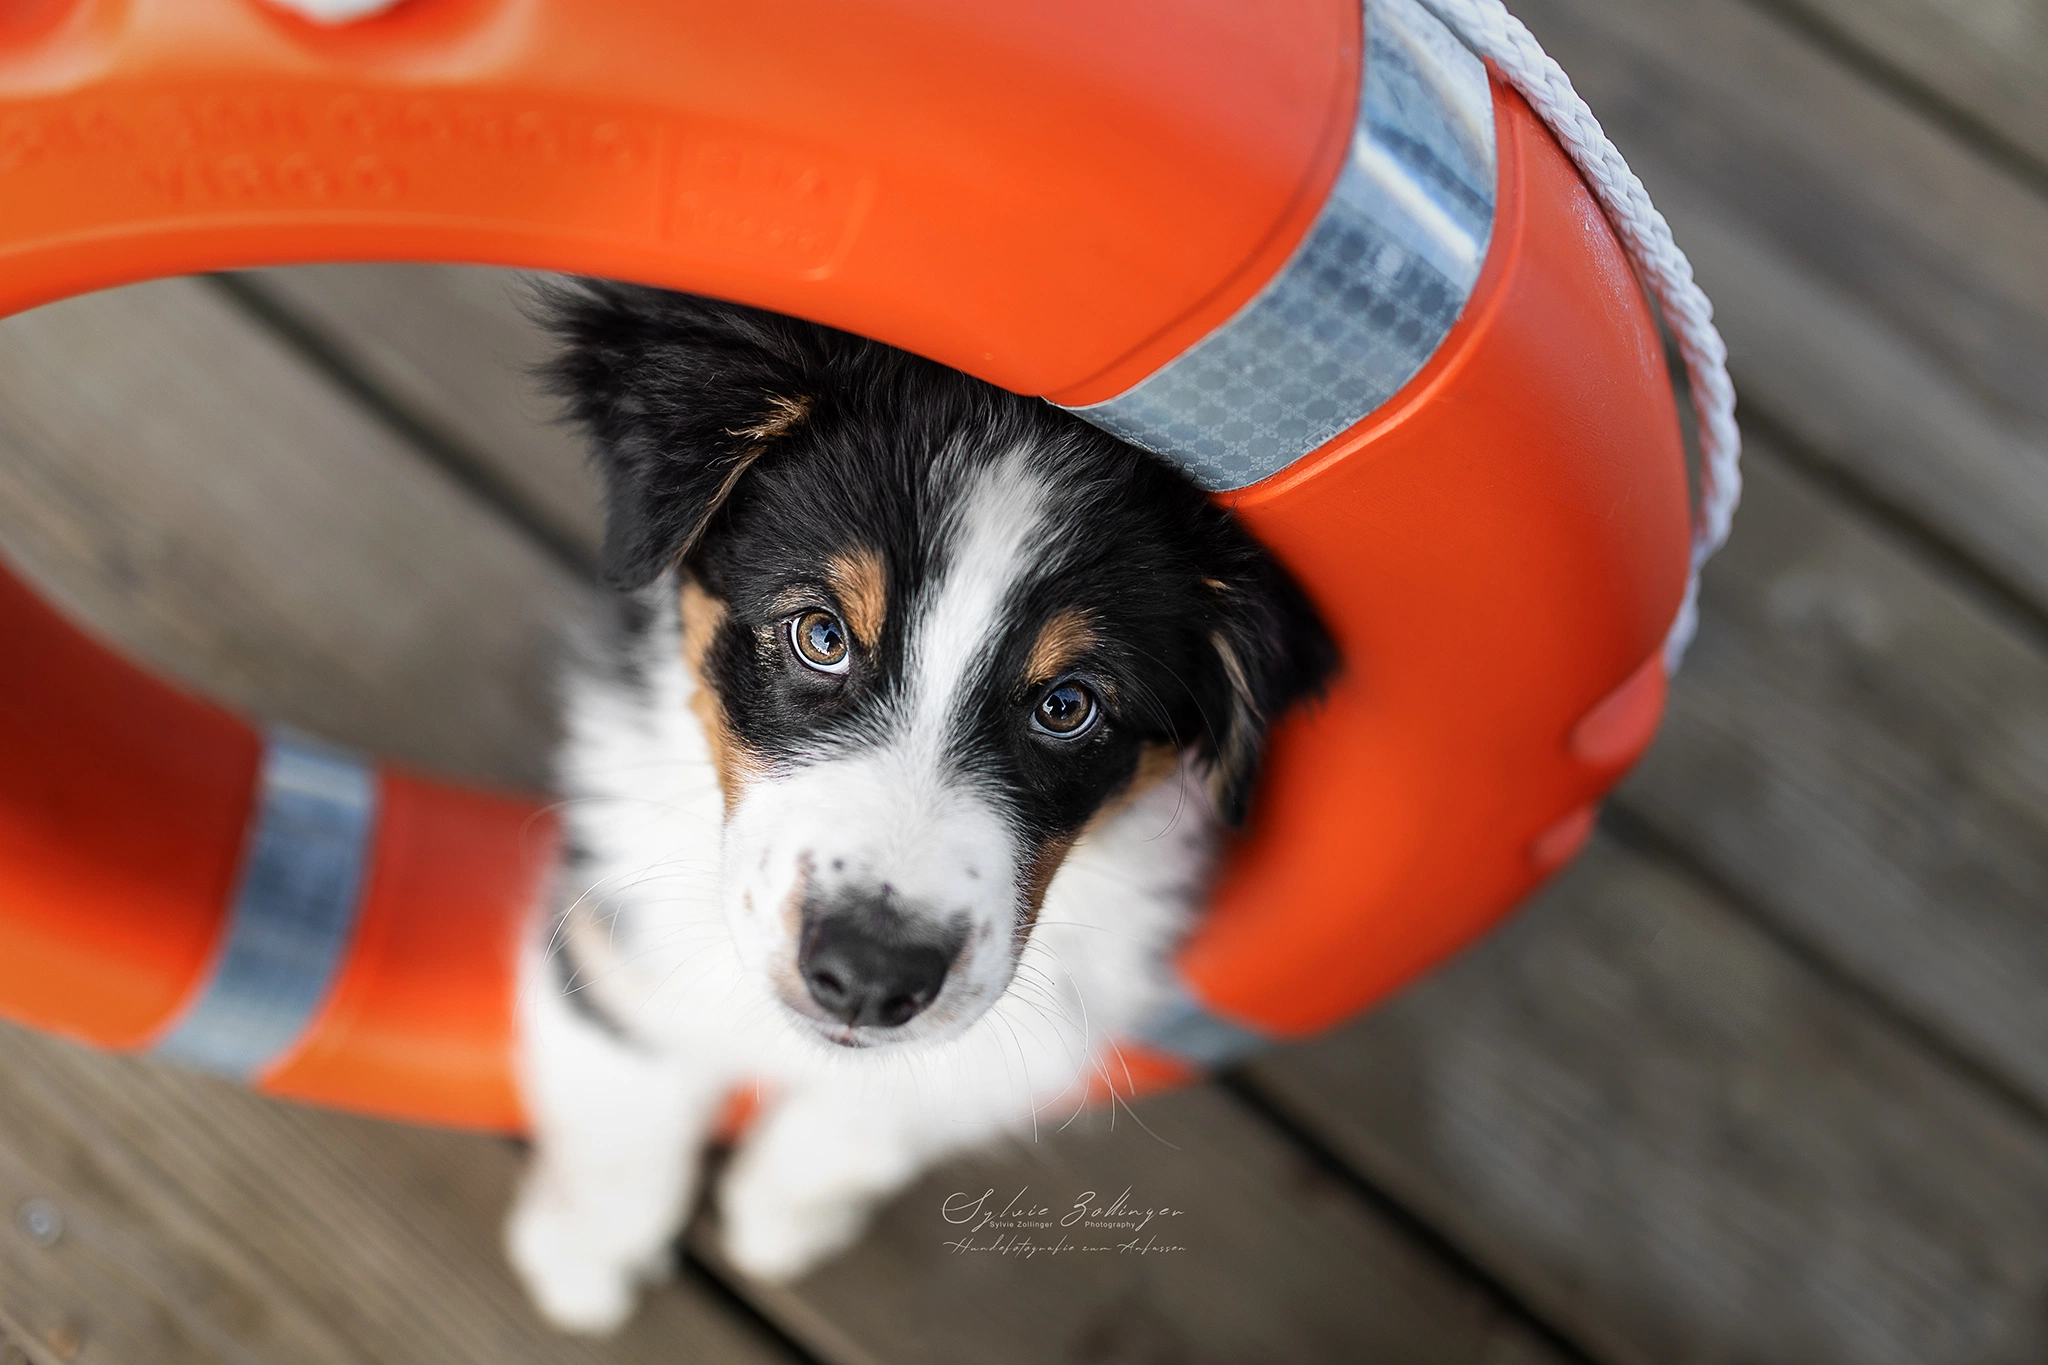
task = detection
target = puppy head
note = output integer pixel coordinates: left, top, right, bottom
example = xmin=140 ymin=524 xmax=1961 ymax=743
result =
xmin=547 ymin=283 xmax=1337 ymax=1049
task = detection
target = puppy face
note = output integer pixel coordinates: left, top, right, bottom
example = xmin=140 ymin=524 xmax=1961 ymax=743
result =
xmin=548 ymin=285 xmax=1336 ymax=1049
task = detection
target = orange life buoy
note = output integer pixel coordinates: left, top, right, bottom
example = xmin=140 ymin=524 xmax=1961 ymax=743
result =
xmin=0 ymin=0 xmax=1695 ymax=1129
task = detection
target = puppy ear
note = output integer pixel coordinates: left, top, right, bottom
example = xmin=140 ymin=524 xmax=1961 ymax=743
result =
xmin=538 ymin=281 xmax=823 ymax=589
xmin=1198 ymin=550 xmax=1339 ymax=827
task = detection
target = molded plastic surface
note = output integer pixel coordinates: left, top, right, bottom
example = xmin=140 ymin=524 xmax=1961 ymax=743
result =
xmin=1184 ymin=87 xmax=1688 ymax=1036
xmin=0 ymin=0 xmax=1359 ymax=403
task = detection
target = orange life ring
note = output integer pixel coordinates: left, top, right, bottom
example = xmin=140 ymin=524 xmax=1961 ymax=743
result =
xmin=0 ymin=0 xmax=1691 ymax=1130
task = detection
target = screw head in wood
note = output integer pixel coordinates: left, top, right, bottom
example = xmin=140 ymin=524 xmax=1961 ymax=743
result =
xmin=14 ymin=1197 xmax=62 ymax=1248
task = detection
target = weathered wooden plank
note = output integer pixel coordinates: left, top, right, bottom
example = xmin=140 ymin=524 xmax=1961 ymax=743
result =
xmin=1235 ymin=391 xmax=2048 ymax=1359
xmin=1619 ymin=442 xmax=2048 ymax=1105
xmin=0 ymin=1026 xmax=792 ymax=1365
xmin=0 ymin=1098 xmax=327 ymax=1365
xmin=1502 ymin=0 xmax=2048 ymax=1112
xmin=1638 ymin=165 xmax=2048 ymax=622
xmin=1770 ymin=0 xmax=2048 ymax=174
xmin=227 ymin=265 xmax=604 ymax=566
xmin=703 ymin=1085 xmax=1562 ymax=1365
xmin=1251 ymin=834 xmax=2048 ymax=1365
xmin=0 ymin=277 xmax=579 ymax=790
xmin=0 ymin=281 xmax=787 ymax=1364
xmin=1516 ymin=0 xmax=2048 ymax=612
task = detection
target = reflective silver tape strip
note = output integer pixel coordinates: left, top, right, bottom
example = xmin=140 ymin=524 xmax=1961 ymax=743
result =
xmin=1068 ymin=0 xmax=1496 ymax=491
xmin=153 ymin=730 xmax=377 ymax=1079
xmin=1135 ymin=984 xmax=1273 ymax=1070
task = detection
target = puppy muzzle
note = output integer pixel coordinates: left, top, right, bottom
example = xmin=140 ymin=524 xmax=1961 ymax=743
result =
xmin=796 ymin=893 xmax=967 ymax=1034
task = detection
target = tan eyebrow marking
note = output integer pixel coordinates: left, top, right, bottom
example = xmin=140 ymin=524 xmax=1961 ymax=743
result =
xmin=766 ymin=585 xmax=815 ymax=619
xmin=1023 ymin=608 xmax=1100 ymax=687
xmin=823 ymin=545 xmax=888 ymax=649
xmin=680 ymin=576 xmax=760 ymax=815
xmin=677 ymin=396 xmax=815 ymax=563
xmin=1207 ymin=629 xmax=1263 ymax=809
xmin=731 ymin=393 xmax=812 ymax=444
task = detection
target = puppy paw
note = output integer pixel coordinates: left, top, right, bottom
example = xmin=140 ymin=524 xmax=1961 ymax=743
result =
xmin=506 ymin=1181 xmax=645 ymax=1335
xmin=719 ymin=1175 xmax=873 ymax=1284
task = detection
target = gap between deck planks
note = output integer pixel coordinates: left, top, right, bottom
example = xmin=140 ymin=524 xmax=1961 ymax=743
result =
xmin=0 ymin=278 xmax=1566 ymax=1363
xmin=0 ymin=1028 xmax=796 ymax=1365
xmin=1250 ymin=829 xmax=2048 ymax=1365
xmin=237 ymin=242 xmax=2048 ymax=1365
xmin=1744 ymin=0 xmax=2048 ymax=191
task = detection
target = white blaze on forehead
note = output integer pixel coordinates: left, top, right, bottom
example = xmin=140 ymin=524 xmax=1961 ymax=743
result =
xmin=717 ymin=445 xmax=1066 ymax=1045
xmin=896 ymin=446 xmax=1056 ymax=753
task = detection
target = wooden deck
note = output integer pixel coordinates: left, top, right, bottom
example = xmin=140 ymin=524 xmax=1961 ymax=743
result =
xmin=3 ymin=1 xmax=2046 ymax=1360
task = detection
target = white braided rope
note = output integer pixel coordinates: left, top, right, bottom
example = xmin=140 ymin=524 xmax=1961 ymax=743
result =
xmin=1423 ymin=0 xmax=1740 ymax=668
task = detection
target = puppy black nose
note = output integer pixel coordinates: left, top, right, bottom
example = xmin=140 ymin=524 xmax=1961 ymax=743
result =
xmin=799 ymin=908 xmax=962 ymax=1029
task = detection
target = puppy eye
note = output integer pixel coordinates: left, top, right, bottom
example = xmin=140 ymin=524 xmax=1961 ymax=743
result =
xmin=1033 ymin=681 xmax=1098 ymax=737
xmin=789 ymin=610 xmax=850 ymax=674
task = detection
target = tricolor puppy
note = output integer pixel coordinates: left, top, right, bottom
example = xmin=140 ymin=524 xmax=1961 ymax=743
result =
xmin=507 ymin=284 xmax=1336 ymax=1333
